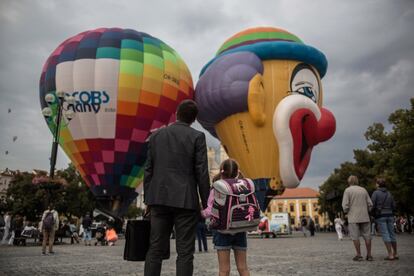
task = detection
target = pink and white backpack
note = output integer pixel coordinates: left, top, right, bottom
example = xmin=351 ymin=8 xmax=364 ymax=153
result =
xmin=209 ymin=178 xmax=260 ymax=234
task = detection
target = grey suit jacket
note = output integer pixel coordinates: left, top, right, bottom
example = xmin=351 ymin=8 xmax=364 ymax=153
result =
xmin=143 ymin=121 xmax=210 ymax=210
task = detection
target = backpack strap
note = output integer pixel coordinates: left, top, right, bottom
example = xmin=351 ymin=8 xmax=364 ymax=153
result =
xmin=244 ymin=178 xmax=255 ymax=193
xmin=244 ymin=178 xmax=259 ymax=208
xmin=213 ymin=180 xmax=232 ymax=194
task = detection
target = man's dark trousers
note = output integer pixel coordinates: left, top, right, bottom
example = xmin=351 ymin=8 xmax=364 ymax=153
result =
xmin=144 ymin=205 xmax=198 ymax=276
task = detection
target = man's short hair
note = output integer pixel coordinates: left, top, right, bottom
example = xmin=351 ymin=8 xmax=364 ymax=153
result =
xmin=347 ymin=175 xmax=359 ymax=186
xmin=176 ymin=99 xmax=198 ymax=124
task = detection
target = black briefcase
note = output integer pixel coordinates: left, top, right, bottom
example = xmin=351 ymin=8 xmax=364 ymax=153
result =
xmin=124 ymin=219 xmax=151 ymax=261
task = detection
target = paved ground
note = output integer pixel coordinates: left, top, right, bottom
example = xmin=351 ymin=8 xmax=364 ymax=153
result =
xmin=0 ymin=232 xmax=413 ymax=275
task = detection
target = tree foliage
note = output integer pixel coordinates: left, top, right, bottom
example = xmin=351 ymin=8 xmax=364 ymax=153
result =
xmin=55 ymin=164 xmax=96 ymax=218
xmin=319 ymin=98 xmax=414 ymax=220
xmin=5 ymin=164 xmax=96 ymax=222
xmin=6 ymin=172 xmax=46 ymax=221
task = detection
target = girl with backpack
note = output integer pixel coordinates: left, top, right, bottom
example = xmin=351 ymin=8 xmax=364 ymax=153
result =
xmin=202 ymin=158 xmax=259 ymax=276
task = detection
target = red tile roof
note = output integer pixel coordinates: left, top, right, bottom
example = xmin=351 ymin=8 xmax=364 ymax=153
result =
xmin=275 ymin=187 xmax=319 ymax=199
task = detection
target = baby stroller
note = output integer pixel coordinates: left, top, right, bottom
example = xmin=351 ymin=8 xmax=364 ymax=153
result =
xmin=94 ymin=225 xmax=107 ymax=246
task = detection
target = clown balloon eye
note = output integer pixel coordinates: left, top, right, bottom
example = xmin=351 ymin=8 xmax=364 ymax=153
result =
xmin=295 ymin=86 xmax=317 ymax=102
xmin=290 ymin=63 xmax=320 ymax=103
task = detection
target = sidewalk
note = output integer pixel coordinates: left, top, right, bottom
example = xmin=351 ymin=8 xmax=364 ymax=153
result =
xmin=0 ymin=232 xmax=413 ymax=275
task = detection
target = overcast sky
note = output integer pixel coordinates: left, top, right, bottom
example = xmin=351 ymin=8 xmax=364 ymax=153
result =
xmin=0 ymin=0 xmax=413 ymax=190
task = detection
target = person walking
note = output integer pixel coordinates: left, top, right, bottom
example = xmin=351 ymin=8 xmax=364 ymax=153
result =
xmin=342 ymin=175 xmax=373 ymax=261
xmin=334 ymin=216 xmax=344 ymax=240
xmin=11 ymin=214 xmax=24 ymax=246
xmin=308 ymin=217 xmax=315 ymax=236
xmin=371 ymin=178 xmax=398 ymax=260
xmin=143 ymin=99 xmax=210 ymax=276
xmin=1 ymin=212 xmax=11 ymax=245
xmin=39 ymin=204 xmax=59 ymax=255
xmin=301 ymin=217 xmax=308 ymax=237
xmin=82 ymin=214 xmax=92 ymax=246
xmin=69 ymin=220 xmax=80 ymax=244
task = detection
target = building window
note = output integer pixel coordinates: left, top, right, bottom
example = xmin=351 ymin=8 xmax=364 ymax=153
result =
xmin=314 ymin=216 xmax=319 ymax=224
xmin=290 ymin=204 xmax=294 ymax=212
xmin=290 ymin=218 xmax=295 ymax=225
xmin=278 ymin=204 xmax=283 ymax=212
xmin=302 ymin=204 xmax=307 ymax=212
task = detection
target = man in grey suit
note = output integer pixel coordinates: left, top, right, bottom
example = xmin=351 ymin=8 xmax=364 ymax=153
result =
xmin=144 ymin=99 xmax=210 ymax=276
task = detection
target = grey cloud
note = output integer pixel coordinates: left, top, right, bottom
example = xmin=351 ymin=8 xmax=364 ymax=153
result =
xmin=0 ymin=0 xmax=412 ymax=192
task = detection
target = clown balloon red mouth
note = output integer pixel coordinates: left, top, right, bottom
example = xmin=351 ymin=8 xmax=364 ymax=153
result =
xmin=273 ymin=95 xmax=336 ymax=188
xmin=289 ymin=109 xmax=318 ymax=180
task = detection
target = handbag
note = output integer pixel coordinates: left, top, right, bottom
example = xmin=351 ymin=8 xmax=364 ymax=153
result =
xmin=123 ymin=211 xmax=170 ymax=262
xmin=123 ymin=219 xmax=151 ymax=261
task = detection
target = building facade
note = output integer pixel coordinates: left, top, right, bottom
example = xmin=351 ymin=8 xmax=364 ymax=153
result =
xmin=207 ymin=145 xmax=228 ymax=180
xmin=266 ymin=187 xmax=329 ymax=228
xmin=0 ymin=168 xmax=15 ymax=202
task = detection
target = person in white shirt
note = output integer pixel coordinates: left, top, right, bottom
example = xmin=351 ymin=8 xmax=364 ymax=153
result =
xmin=342 ymin=175 xmax=373 ymax=261
xmin=1 ymin=212 xmax=11 ymax=245
xmin=334 ymin=216 xmax=344 ymax=240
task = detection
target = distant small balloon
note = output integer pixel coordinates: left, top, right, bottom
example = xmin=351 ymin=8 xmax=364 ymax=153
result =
xmin=12 ymin=136 xmax=17 ymax=142
xmin=8 ymin=108 xmax=11 ymax=113
xmin=5 ymin=151 xmax=9 ymax=155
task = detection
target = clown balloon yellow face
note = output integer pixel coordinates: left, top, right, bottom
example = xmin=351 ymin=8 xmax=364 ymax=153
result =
xmin=195 ymin=27 xmax=336 ymax=210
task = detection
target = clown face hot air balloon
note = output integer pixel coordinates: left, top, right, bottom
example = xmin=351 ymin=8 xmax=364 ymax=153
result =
xmin=195 ymin=27 xmax=336 ymax=210
xmin=39 ymin=28 xmax=193 ymax=215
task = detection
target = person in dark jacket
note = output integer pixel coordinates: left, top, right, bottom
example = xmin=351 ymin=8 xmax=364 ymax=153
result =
xmin=144 ymin=99 xmax=210 ymax=276
xmin=82 ymin=214 xmax=92 ymax=246
xmin=308 ymin=217 xmax=315 ymax=236
xmin=371 ymin=178 xmax=398 ymax=260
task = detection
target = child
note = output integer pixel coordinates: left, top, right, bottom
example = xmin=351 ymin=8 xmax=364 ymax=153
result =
xmin=105 ymin=225 xmax=118 ymax=246
xmin=202 ymin=158 xmax=251 ymax=276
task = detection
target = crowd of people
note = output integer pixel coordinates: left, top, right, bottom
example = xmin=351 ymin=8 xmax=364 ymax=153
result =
xmin=0 ymin=207 xmax=118 ymax=254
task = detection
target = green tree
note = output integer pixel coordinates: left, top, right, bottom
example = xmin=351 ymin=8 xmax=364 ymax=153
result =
xmin=6 ymin=172 xmax=45 ymax=221
xmin=381 ymin=99 xmax=414 ymax=214
xmin=55 ymin=164 xmax=96 ymax=218
xmin=319 ymin=98 xmax=414 ymax=222
xmin=5 ymin=164 xmax=96 ymax=222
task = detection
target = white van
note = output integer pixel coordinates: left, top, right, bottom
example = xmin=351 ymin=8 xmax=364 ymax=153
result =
xmin=269 ymin=213 xmax=292 ymax=235
xmin=259 ymin=212 xmax=292 ymax=238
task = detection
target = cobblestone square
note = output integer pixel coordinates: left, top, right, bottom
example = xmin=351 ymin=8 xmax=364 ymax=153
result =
xmin=1 ymin=232 xmax=413 ymax=275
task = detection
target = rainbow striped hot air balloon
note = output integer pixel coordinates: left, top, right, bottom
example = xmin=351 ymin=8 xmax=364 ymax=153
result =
xmin=196 ymin=27 xmax=335 ymax=210
xmin=39 ymin=28 xmax=193 ymax=215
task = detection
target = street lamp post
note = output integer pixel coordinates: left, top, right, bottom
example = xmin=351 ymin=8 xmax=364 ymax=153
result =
xmin=42 ymin=91 xmax=75 ymax=179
